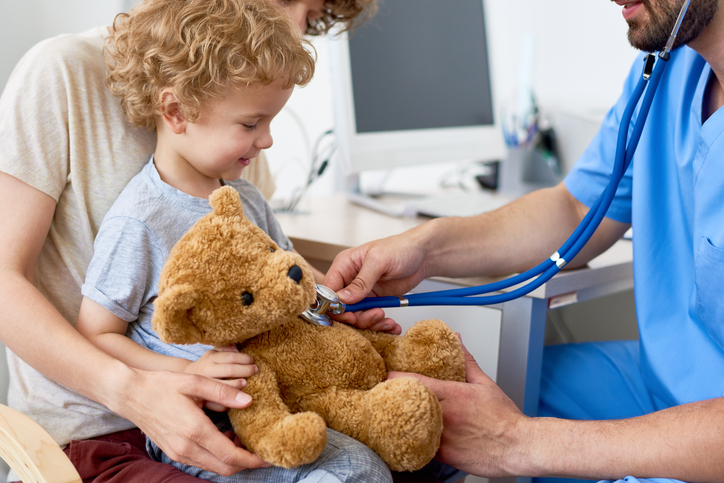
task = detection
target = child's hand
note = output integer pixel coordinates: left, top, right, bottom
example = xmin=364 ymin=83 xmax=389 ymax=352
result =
xmin=184 ymin=345 xmax=258 ymax=384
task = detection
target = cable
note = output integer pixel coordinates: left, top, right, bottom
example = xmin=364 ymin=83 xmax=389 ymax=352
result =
xmin=279 ymin=129 xmax=336 ymax=213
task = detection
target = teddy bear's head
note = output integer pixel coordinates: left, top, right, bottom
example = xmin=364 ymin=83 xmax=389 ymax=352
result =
xmin=152 ymin=186 xmax=316 ymax=347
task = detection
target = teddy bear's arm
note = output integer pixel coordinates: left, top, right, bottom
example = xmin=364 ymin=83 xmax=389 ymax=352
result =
xmin=227 ymin=362 xmax=327 ymax=469
xmin=358 ymin=319 xmax=466 ymax=382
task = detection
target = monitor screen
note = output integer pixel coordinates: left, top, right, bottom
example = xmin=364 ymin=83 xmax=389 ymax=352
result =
xmin=329 ymin=0 xmax=504 ymax=175
xmin=350 ymin=1 xmax=494 ymax=133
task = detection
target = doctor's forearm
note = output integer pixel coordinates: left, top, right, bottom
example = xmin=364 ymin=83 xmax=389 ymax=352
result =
xmin=421 ymin=184 xmax=582 ymax=278
xmin=516 ymin=398 xmax=724 ymax=482
xmin=421 ymin=183 xmax=627 ymax=278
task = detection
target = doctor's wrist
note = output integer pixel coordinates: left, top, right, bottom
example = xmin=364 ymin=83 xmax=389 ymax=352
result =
xmin=417 ymin=216 xmax=466 ymax=278
xmin=513 ymin=416 xmax=595 ymax=479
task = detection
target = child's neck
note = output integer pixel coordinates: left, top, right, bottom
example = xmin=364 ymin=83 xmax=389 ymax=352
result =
xmin=153 ymin=147 xmax=222 ymax=200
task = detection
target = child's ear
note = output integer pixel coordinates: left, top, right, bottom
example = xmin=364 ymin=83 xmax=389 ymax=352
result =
xmin=159 ymin=88 xmax=186 ymax=134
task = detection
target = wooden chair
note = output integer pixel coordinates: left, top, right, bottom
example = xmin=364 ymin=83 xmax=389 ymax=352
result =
xmin=0 ymin=404 xmax=81 ymax=483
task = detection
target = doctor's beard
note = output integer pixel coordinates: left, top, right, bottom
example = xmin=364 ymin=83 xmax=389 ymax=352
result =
xmin=625 ymin=0 xmax=719 ymax=52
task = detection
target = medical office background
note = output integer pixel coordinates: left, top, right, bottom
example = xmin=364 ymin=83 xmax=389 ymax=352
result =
xmin=0 ymin=0 xmax=640 ymax=350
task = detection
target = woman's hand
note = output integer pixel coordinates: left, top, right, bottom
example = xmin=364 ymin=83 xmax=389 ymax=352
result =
xmin=116 ymin=367 xmax=272 ymax=476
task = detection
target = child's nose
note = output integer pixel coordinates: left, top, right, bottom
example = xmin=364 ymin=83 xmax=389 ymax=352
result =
xmin=256 ymin=130 xmax=273 ymax=150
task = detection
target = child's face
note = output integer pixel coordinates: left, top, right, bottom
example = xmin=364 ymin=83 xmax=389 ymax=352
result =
xmin=179 ymin=82 xmax=293 ymax=182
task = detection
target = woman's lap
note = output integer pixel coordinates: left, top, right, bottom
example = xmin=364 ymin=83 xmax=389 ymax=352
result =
xmin=63 ymin=428 xmax=202 ymax=482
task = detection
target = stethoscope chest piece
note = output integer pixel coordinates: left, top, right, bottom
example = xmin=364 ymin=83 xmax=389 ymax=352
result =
xmin=300 ymin=285 xmax=346 ymax=327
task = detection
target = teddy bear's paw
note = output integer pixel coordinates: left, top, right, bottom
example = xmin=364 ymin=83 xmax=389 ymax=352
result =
xmin=253 ymin=412 xmax=327 ymax=469
xmin=392 ymin=319 xmax=466 ymax=382
xmin=364 ymin=377 xmax=442 ymax=472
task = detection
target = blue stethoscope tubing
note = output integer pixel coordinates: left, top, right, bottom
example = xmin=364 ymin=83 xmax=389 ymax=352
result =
xmin=346 ymin=53 xmax=670 ymax=313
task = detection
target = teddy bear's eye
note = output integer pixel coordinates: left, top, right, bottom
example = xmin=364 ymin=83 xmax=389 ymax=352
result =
xmin=240 ymin=291 xmax=254 ymax=306
xmin=269 ymin=247 xmax=275 ymax=253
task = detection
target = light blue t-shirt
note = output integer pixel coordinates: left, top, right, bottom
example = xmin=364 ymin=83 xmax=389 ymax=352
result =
xmin=82 ymin=158 xmax=293 ymax=361
xmin=565 ymin=47 xmax=724 ymax=408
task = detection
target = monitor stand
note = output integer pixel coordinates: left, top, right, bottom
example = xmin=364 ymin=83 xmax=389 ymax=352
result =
xmin=344 ymin=174 xmax=409 ymax=217
xmin=344 ymin=173 xmax=515 ymax=219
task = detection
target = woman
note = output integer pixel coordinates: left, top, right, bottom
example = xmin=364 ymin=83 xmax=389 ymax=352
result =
xmin=0 ymin=1 xmax=375 ymax=480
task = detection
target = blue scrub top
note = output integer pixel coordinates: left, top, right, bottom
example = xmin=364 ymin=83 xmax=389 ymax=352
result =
xmin=564 ymin=47 xmax=724 ymax=409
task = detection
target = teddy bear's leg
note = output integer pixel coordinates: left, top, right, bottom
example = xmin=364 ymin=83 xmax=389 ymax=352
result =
xmin=228 ymin=363 xmax=327 ymax=469
xmin=297 ymin=377 xmax=442 ymax=472
xmin=361 ymin=319 xmax=466 ymax=382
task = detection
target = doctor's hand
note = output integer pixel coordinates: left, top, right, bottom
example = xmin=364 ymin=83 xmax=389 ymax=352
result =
xmin=323 ymin=232 xmax=430 ymax=333
xmin=116 ymin=368 xmax=271 ymax=476
xmin=388 ymin=344 xmax=531 ymax=478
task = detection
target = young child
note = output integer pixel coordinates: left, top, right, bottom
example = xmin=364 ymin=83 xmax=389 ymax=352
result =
xmin=75 ymin=0 xmax=392 ymax=481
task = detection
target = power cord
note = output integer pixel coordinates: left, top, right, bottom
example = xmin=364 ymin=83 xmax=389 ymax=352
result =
xmin=277 ymin=129 xmax=336 ymax=213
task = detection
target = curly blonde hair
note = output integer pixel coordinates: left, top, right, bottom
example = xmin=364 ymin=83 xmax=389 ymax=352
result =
xmin=307 ymin=0 xmax=377 ymax=36
xmin=106 ymin=0 xmax=316 ymax=130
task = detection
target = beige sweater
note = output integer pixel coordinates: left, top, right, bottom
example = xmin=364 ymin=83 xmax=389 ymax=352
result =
xmin=0 ymin=26 xmax=276 ymax=446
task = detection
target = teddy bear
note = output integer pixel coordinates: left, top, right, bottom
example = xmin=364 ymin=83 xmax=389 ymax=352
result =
xmin=151 ymin=185 xmax=466 ymax=472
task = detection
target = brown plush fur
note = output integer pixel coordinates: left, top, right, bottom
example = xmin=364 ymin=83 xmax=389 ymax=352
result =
xmin=152 ymin=186 xmax=466 ymax=471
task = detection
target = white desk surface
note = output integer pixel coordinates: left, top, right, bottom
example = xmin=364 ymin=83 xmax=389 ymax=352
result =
xmin=276 ymin=193 xmax=633 ymax=302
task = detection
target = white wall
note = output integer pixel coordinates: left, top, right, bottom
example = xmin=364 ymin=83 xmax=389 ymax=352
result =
xmin=486 ymin=0 xmax=638 ymax=113
xmin=0 ymin=1 xmax=124 ymax=91
xmin=266 ymin=0 xmax=641 ymax=204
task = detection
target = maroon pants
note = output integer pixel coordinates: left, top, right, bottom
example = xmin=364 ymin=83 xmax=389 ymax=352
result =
xmin=14 ymin=429 xmax=204 ymax=482
xmin=12 ymin=428 xmax=450 ymax=483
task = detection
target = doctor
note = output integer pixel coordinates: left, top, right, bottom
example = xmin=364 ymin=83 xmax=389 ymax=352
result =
xmin=324 ymin=0 xmax=724 ymax=481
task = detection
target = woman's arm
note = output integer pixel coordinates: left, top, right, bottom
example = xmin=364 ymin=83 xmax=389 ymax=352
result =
xmin=0 ymin=172 xmax=268 ymax=475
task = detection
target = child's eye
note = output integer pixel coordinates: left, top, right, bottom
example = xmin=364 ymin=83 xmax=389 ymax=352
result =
xmin=242 ymin=123 xmax=257 ymax=131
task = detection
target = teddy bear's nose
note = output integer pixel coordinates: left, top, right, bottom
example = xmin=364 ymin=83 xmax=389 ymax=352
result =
xmin=287 ymin=265 xmax=303 ymax=284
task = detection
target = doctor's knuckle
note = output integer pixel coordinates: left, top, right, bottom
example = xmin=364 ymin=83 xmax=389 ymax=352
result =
xmin=351 ymin=278 xmax=371 ymax=293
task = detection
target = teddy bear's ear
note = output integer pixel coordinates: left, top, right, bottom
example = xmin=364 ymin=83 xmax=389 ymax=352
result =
xmin=152 ymin=284 xmax=205 ymax=345
xmin=209 ymin=185 xmax=244 ymax=217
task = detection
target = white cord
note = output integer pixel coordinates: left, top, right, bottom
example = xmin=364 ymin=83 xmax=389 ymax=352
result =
xmin=278 ymin=130 xmax=336 ymax=213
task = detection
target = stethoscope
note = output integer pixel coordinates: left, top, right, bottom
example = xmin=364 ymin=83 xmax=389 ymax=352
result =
xmin=301 ymin=0 xmax=692 ymax=327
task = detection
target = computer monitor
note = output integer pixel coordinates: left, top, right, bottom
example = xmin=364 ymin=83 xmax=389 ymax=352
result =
xmin=329 ymin=0 xmax=505 ymax=180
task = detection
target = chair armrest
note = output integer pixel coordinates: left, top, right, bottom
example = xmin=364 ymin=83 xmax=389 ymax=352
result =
xmin=0 ymin=403 xmax=81 ymax=483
